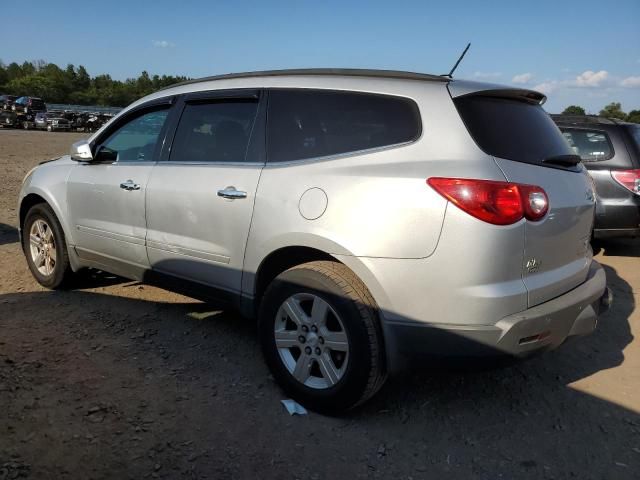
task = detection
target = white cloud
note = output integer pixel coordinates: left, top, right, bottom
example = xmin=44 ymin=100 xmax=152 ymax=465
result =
xmin=532 ymin=81 xmax=559 ymax=94
xmin=512 ymin=73 xmax=533 ymax=84
xmin=473 ymin=71 xmax=502 ymax=79
xmin=152 ymin=40 xmax=175 ymax=48
xmin=575 ymin=70 xmax=609 ymax=87
xmin=620 ymin=76 xmax=640 ymax=88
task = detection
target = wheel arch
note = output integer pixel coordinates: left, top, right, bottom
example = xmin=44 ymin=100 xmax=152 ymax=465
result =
xmin=246 ymin=241 xmax=391 ymax=324
xmin=19 ymin=189 xmax=81 ymax=271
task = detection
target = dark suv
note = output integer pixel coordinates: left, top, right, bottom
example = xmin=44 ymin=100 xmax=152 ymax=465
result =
xmin=0 ymin=94 xmax=17 ymax=110
xmin=552 ymin=115 xmax=640 ymax=238
xmin=12 ymin=96 xmax=47 ymax=114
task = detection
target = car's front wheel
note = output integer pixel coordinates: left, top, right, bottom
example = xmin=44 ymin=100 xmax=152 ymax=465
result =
xmin=259 ymin=261 xmax=386 ymax=412
xmin=22 ymin=203 xmax=73 ymax=289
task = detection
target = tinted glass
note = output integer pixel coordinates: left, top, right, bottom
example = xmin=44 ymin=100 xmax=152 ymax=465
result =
xmin=99 ymin=108 xmax=169 ymax=162
xmin=561 ymin=128 xmax=613 ymax=162
xmin=628 ymin=125 xmax=640 ymax=150
xmin=267 ymin=90 xmax=421 ymax=162
xmin=170 ymin=100 xmax=258 ymax=163
xmin=454 ymin=96 xmax=573 ymax=165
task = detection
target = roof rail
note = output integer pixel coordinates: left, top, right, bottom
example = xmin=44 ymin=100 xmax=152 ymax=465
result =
xmin=159 ymin=68 xmax=449 ymax=91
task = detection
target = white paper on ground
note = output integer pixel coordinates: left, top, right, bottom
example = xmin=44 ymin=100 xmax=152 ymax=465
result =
xmin=281 ymin=399 xmax=308 ymax=415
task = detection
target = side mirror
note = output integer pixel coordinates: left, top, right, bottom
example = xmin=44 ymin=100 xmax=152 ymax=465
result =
xmin=70 ymin=140 xmax=93 ymax=162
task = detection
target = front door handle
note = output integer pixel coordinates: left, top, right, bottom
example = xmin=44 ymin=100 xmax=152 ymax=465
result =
xmin=217 ymin=186 xmax=247 ymax=200
xmin=120 ymin=180 xmax=140 ymax=191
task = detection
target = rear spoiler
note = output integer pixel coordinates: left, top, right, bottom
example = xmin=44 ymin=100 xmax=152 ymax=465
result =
xmin=448 ymin=80 xmax=546 ymax=105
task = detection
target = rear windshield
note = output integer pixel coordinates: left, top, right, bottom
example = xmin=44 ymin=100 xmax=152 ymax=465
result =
xmin=454 ymin=95 xmax=574 ymax=166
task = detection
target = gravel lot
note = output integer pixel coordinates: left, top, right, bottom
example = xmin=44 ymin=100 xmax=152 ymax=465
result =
xmin=0 ymin=129 xmax=638 ymax=479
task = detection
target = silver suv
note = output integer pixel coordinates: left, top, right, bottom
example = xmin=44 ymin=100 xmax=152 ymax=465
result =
xmin=18 ymin=69 xmax=610 ymax=412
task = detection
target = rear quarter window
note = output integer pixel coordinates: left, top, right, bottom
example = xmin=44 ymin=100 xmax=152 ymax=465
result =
xmin=560 ymin=128 xmax=614 ymax=162
xmin=454 ymin=95 xmax=573 ymax=166
xmin=267 ymin=89 xmax=421 ymax=162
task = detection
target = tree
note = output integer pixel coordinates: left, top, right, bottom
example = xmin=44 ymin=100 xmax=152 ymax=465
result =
xmin=562 ymin=105 xmax=586 ymax=115
xmin=599 ymin=102 xmax=627 ymax=120
xmin=75 ymin=65 xmax=91 ymax=90
xmin=0 ymin=59 xmax=189 ymax=107
xmin=627 ymin=110 xmax=640 ymax=124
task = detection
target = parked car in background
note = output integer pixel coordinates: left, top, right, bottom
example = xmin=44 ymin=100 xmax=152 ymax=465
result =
xmin=35 ymin=111 xmax=72 ymax=132
xmin=0 ymin=110 xmax=36 ymax=129
xmin=553 ymin=115 xmax=640 ymax=239
xmin=12 ymin=96 xmax=46 ymax=114
xmin=18 ymin=69 xmax=610 ymax=411
xmin=0 ymin=110 xmax=18 ymax=127
xmin=0 ymin=94 xmax=18 ymax=110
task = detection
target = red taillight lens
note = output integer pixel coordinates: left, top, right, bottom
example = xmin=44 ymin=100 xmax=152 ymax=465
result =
xmin=427 ymin=178 xmax=548 ymax=225
xmin=611 ymin=169 xmax=640 ymax=195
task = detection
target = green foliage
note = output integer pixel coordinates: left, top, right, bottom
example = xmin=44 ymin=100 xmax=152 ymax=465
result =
xmin=599 ymin=102 xmax=627 ymax=120
xmin=562 ymin=105 xmax=586 ymax=115
xmin=0 ymin=59 xmax=189 ymax=107
xmin=627 ymin=110 xmax=640 ymax=124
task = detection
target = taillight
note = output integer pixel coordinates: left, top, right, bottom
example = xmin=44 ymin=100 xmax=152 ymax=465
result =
xmin=611 ymin=169 xmax=640 ymax=195
xmin=428 ymin=178 xmax=548 ymax=225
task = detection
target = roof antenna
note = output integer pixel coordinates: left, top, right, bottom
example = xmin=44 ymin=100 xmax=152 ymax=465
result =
xmin=442 ymin=43 xmax=471 ymax=78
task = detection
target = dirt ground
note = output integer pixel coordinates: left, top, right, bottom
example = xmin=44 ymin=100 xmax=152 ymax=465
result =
xmin=0 ymin=129 xmax=638 ymax=480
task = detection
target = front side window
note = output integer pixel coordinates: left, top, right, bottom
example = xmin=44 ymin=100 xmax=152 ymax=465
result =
xmin=561 ymin=128 xmax=614 ymax=162
xmin=97 ymin=108 xmax=169 ymax=162
xmin=169 ymin=100 xmax=259 ymax=163
xmin=267 ymin=90 xmax=421 ymax=163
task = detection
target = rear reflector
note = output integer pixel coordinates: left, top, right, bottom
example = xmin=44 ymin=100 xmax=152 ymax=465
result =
xmin=428 ymin=178 xmax=548 ymax=225
xmin=611 ymin=169 xmax=640 ymax=195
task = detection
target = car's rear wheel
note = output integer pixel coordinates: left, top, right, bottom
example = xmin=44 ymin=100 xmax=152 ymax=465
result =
xmin=22 ymin=121 xmax=29 ymax=130
xmin=259 ymin=261 xmax=386 ymax=412
xmin=23 ymin=203 xmax=73 ymax=289
xmin=46 ymin=124 xmax=53 ymax=132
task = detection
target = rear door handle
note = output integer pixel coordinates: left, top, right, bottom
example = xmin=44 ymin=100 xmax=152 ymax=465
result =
xmin=120 ymin=180 xmax=140 ymax=191
xmin=217 ymin=186 xmax=247 ymax=199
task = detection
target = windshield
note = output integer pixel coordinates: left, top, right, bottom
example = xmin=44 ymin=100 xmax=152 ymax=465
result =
xmin=454 ymin=95 xmax=574 ymax=167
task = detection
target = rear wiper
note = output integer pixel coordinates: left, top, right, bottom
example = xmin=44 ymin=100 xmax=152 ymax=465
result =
xmin=542 ymin=154 xmax=581 ymax=166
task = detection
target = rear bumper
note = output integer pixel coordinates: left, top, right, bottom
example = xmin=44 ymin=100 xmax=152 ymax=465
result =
xmin=384 ymin=261 xmax=609 ymax=367
xmin=594 ymin=227 xmax=640 ymax=239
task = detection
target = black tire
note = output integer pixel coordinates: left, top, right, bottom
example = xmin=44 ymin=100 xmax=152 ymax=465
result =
xmin=22 ymin=203 xmax=73 ymax=289
xmin=46 ymin=124 xmax=53 ymax=132
xmin=259 ymin=260 xmax=386 ymax=413
xmin=22 ymin=121 xmax=29 ymax=130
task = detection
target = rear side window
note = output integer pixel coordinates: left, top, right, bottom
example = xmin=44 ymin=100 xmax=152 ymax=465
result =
xmin=454 ymin=95 xmax=573 ymax=165
xmin=560 ymin=128 xmax=614 ymax=162
xmin=267 ymin=90 xmax=421 ymax=162
xmin=170 ymin=100 xmax=258 ymax=163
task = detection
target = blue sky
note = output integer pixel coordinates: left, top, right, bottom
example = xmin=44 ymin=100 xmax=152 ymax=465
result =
xmin=3 ymin=0 xmax=639 ymax=113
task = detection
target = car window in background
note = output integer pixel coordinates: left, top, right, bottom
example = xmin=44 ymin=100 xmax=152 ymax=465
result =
xmin=628 ymin=125 xmax=640 ymax=149
xmin=169 ymin=100 xmax=259 ymax=163
xmin=267 ymin=90 xmax=421 ymax=162
xmin=561 ymin=129 xmax=614 ymax=162
xmin=99 ymin=108 xmax=169 ymax=162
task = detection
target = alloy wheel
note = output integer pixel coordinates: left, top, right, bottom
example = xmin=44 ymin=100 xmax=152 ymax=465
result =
xmin=29 ymin=219 xmax=56 ymax=276
xmin=274 ymin=293 xmax=349 ymax=389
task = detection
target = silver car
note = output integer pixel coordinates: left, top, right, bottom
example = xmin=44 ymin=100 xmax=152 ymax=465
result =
xmin=18 ymin=69 xmax=610 ymax=412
